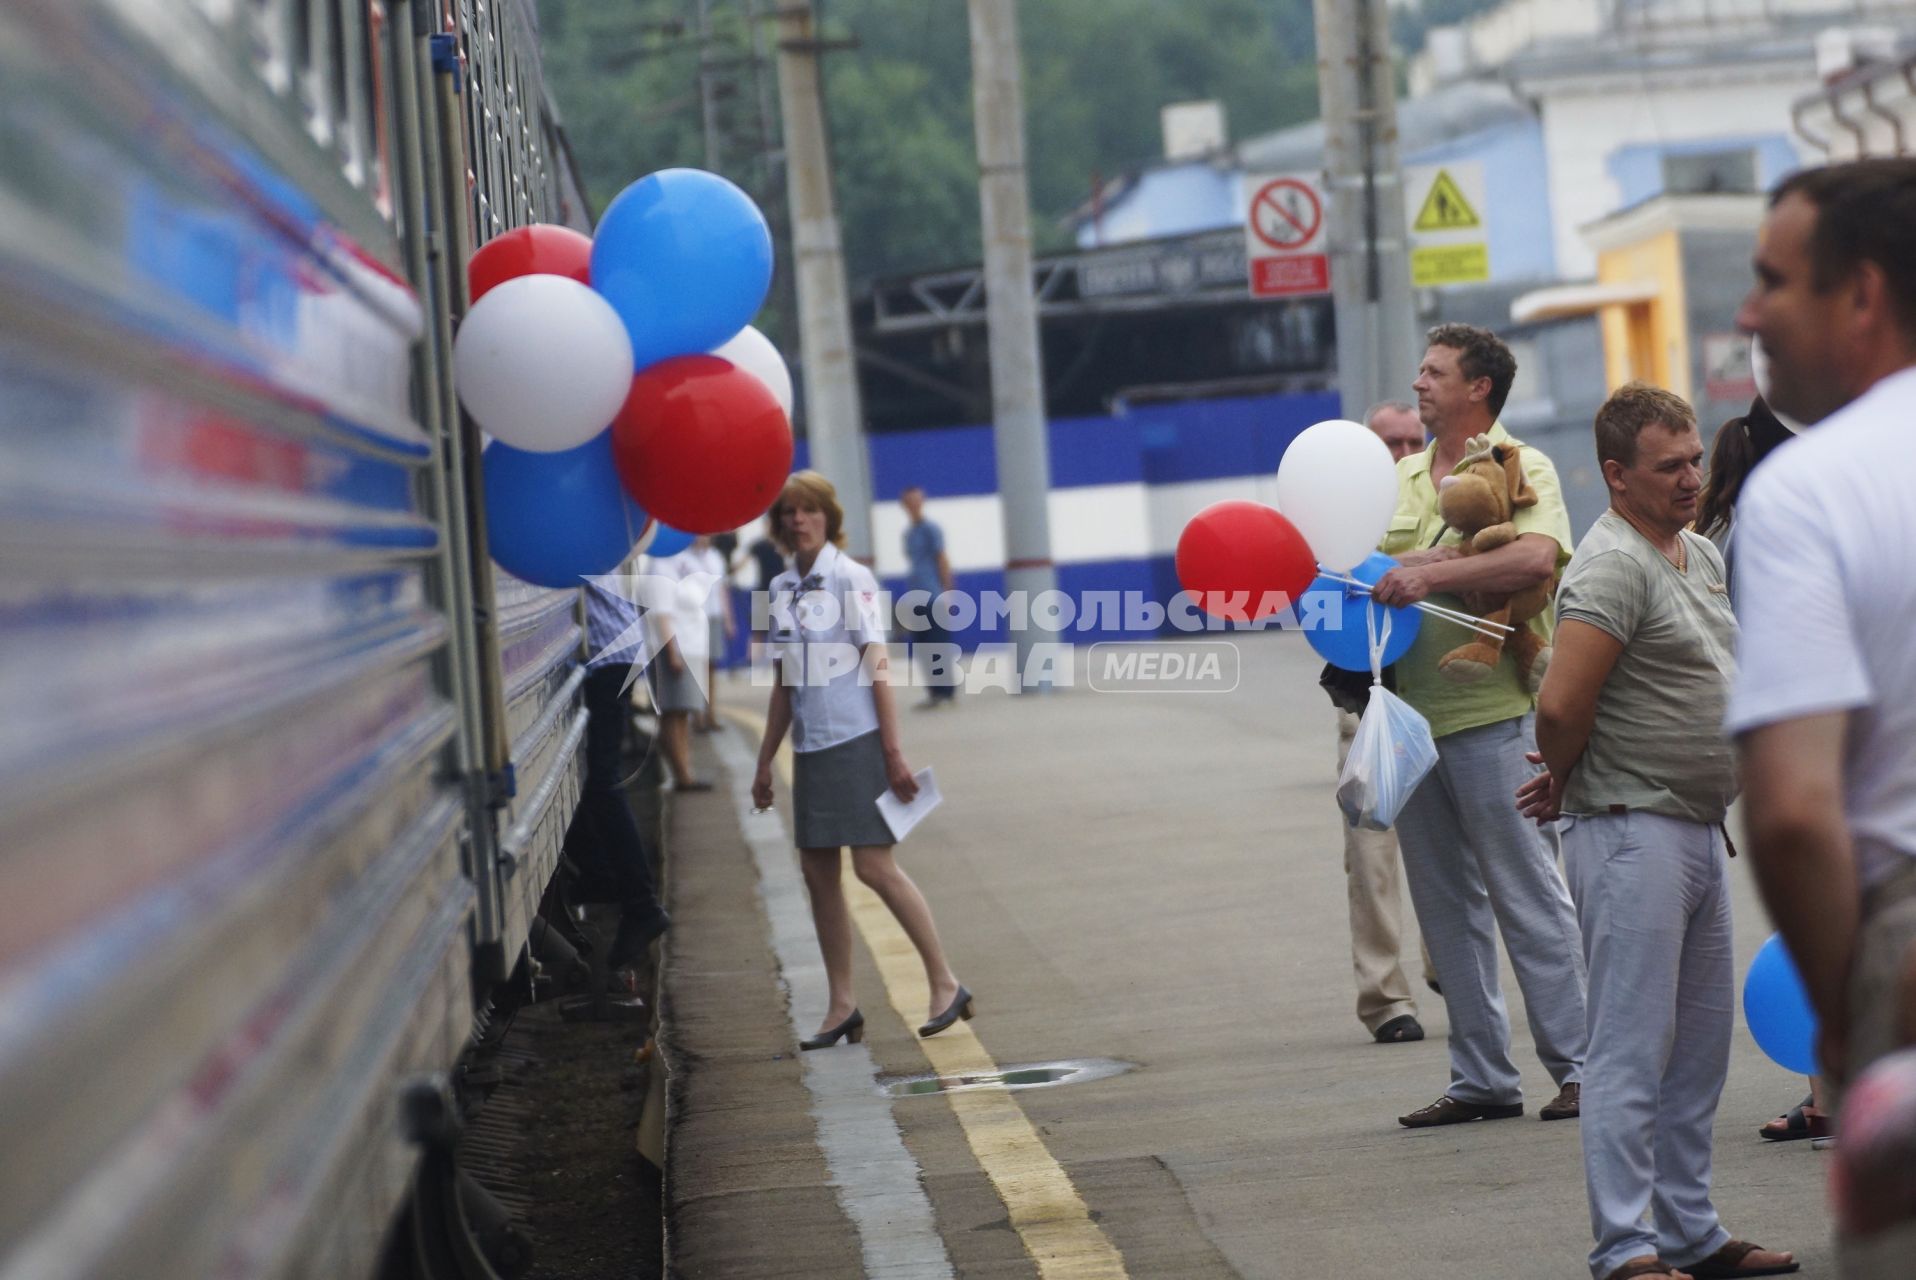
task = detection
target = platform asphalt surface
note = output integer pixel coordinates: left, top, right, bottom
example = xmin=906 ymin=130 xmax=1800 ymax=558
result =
xmin=657 ymin=632 xmax=1833 ymax=1279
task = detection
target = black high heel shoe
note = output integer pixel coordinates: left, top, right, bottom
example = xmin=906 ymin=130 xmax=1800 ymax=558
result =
xmin=799 ymin=1009 xmax=865 ymax=1051
xmin=917 ymin=986 xmax=974 ymax=1038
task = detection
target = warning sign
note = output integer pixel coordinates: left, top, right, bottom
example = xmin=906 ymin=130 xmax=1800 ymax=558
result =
xmin=1411 ymin=244 xmax=1490 ymax=287
xmin=1413 ymin=169 xmax=1481 ymax=232
xmin=1405 ymin=161 xmax=1491 ymax=287
xmin=1243 ymin=172 xmax=1330 ymax=298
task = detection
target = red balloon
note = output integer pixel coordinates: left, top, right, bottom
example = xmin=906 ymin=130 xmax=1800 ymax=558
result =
xmin=468 ymin=224 xmax=593 ymax=303
xmin=611 ymin=355 xmax=794 ymax=534
xmin=1175 ymin=501 xmax=1316 ymax=621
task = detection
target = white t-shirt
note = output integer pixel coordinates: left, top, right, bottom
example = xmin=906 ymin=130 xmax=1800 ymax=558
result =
xmin=645 ymin=549 xmax=716 ymax=662
xmin=687 ymin=545 xmax=730 ymax=619
xmin=1725 ymin=364 xmax=1916 ymax=886
xmin=768 ymin=542 xmax=888 ymax=753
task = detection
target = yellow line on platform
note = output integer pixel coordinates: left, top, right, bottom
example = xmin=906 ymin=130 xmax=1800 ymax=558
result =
xmin=723 ymin=705 xmax=1128 ymax=1280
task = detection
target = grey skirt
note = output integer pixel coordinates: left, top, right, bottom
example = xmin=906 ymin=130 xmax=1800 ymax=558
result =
xmin=793 ymin=730 xmax=895 ymax=849
xmin=648 ymin=658 xmax=706 ymax=714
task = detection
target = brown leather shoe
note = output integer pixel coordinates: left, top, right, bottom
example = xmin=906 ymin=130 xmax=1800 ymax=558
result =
xmin=1398 ymin=1095 xmax=1524 ymax=1128
xmin=1540 ymin=1081 xmax=1581 ymax=1121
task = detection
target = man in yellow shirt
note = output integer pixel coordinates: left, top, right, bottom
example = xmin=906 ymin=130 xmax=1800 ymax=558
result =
xmin=1371 ymin=324 xmax=1589 ymax=1128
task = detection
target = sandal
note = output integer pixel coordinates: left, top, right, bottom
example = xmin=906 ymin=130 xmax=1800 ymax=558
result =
xmin=1684 ymin=1240 xmax=1799 ymax=1278
xmin=1758 ymin=1096 xmax=1831 ymax=1142
xmin=1602 ymin=1260 xmax=1688 ymax=1280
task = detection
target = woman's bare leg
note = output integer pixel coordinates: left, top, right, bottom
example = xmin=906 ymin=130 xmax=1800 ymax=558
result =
xmin=662 ymin=711 xmax=694 ymax=783
xmin=800 ymin=847 xmax=857 ymax=1030
xmin=851 ymin=845 xmax=959 ymax=1018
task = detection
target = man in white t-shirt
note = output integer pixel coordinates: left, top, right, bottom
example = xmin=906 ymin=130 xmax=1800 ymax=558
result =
xmin=1728 ymin=161 xmax=1916 ymax=1277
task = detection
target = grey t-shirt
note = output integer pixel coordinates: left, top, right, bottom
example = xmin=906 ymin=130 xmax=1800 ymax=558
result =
xmin=1557 ymin=511 xmax=1740 ymax=823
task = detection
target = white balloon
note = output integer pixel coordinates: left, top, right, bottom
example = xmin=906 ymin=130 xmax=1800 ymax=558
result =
xmin=1748 ymin=335 xmax=1805 ymax=434
xmin=1274 ymin=419 xmax=1402 ymax=573
xmin=710 ymin=324 xmax=794 ymax=419
xmin=453 ymin=275 xmax=635 ymax=452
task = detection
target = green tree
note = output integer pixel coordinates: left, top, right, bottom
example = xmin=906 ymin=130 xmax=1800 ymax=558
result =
xmin=538 ymin=0 xmax=1343 ymax=285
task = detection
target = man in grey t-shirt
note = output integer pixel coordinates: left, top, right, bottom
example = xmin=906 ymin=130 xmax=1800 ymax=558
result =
xmin=1517 ymin=385 xmax=1795 ymax=1280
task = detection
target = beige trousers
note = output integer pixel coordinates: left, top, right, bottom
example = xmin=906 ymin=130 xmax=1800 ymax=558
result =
xmin=1336 ymin=709 xmax=1432 ymax=1033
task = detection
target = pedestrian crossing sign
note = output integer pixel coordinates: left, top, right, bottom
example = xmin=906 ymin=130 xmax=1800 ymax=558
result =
xmin=1413 ymin=169 xmax=1480 ymax=232
xmin=1405 ymin=161 xmax=1491 ymax=286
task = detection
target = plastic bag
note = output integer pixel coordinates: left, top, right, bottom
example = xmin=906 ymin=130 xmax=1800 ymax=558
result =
xmin=1336 ymin=683 xmax=1439 ymax=831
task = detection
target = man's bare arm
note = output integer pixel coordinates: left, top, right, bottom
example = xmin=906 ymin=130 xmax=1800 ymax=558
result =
xmin=1533 ymin=619 xmax=1622 ymax=781
xmin=1739 ymin=712 xmax=1860 ymax=1079
xmin=1373 ymin=533 xmax=1559 ymax=606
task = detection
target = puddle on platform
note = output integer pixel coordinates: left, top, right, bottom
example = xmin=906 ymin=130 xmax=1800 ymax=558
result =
xmin=880 ymin=1058 xmax=1134 ymax=1098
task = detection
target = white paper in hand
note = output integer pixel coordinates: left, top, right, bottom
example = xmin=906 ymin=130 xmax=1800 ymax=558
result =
xmin=875 ymin=767 xmax=941 ymax=841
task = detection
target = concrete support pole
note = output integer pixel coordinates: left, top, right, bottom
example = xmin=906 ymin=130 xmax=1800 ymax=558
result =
xmin=695 ymin=0 xmax=722 ymax=172
xmin=773 ymin=0 xmax=873 ymax=559
xmin=1313 ymin=0 xmax=1420 ymax=419
xmin=966 ymin=0 xmax=1056 ymax=686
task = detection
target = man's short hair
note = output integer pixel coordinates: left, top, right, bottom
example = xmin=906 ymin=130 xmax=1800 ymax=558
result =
xmin=1425 ymin=323 xmax=1518 ymax=419
xmin=1363 ymin=399 xmax=1417 ymax=427
xmin=1772 ymin=159 xmax=1916 ymax=339
xmin=1593 ymin=382 xmax=1698 ymax=468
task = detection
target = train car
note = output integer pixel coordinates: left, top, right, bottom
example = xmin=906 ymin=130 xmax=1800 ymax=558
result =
xmin=0 ymin=1 xmax=597 ymax=1275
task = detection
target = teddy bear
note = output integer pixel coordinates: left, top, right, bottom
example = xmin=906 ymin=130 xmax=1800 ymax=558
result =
xmin=1433 ymin=433 xmax=1555 ymax=692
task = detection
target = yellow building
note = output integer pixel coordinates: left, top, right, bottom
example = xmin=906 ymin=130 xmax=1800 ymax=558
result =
xmin=1513 ymin=193 xmax=1768 ymax=426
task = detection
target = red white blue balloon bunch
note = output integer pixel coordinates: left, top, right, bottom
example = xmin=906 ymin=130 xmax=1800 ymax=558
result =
xmin=453 ymin=169 xmax=796 ymax=588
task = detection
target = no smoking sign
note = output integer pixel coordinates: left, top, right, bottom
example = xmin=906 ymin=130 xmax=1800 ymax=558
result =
xmin=1243 ymin=173 xmax=1329 ymax=297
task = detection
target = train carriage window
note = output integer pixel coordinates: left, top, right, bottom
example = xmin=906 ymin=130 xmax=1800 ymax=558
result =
xmin=337 ymin=1 xmax=370 ymax=192
xmin=246 ymin=0 xmax=294 ymax=94
xmin=461 ymin=0 xmax=492 ymax=236
xmin=300 ymin=1 xmax=330 ymax=146
xmin=360 ymin=0 xmax=396 ymax=218
xmin=506 ymin=52 xmax=527 ymax=224
xmin=485 ymin=0 xmax=506 ymax=233
xmin=326 ymin=0 xmax=349 ymax=151
xmin=518 ymin=55 xmax=540 ymax=222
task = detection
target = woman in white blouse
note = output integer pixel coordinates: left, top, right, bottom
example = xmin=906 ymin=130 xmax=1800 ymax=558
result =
xmin=751 ymin=471 xmax=971 ymax=1049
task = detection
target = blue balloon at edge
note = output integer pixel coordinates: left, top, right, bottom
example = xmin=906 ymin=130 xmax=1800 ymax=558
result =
xmin=647 ymin=523 xmax=694 ymax=558
xmin=485 ymin=432 xmax=647 ymax=589
xmin=1743 ymin=932 xmax=1820 ymax=1076
xmin=590 ymin=168 xmax=774 ymax=369
xmin=1302 ymin=552 xmax=1422 ymax=672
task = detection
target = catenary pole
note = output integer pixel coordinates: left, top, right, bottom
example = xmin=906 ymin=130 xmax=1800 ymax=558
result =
xmin=1313 ymin=0 xmax=1419 ymax=419
xmin=772 ymin=0 xmax=873 ymax=560
xmin=966 ymin=0 xmax=1057 ymax=688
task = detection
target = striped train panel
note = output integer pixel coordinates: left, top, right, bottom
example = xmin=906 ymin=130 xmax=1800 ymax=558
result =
xmin=0 ymin=0 xmax=582 ymax=1276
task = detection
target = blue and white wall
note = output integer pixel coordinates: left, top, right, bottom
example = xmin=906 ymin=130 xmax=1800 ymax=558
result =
xmin=1075 ymin=164 xmax=1244 ymax=249
xmin=731 ymin=390 xmax=1341 ymax=653
xmin=1407 ymin=114 xmax=1558 ymax=283
xmin=1604 ymin=133 xmax=1802 ymax=209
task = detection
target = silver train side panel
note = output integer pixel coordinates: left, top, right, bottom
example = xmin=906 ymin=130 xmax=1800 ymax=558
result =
xmin=0 ymin=0 xmax=583 ymax=1275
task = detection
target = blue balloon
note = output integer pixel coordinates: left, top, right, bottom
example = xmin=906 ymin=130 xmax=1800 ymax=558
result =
xmin=646 ymin=522 xmax=694 ymax=558
xmin=590 ymin=169 xmax=774 ymax=369
xmin=1744 ymin=933 xmax=1820 ymax=1076
xmin=484 ymin=433 xmax=647 ymax=588
xmin=1301 ymin=552 xmax=1422 ymax=672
